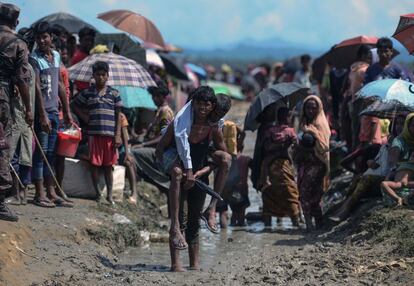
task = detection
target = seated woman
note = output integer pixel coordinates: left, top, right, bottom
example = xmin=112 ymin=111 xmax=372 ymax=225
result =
xmin=259 ymin=107 xmax=301 ymax=227
xmin=329 ymin=114 xmax=405 ymax=222
xmin=156 ymin=86 xmax=227 ymax=272
xmin=381 ymin=113 xmax=414 ymax=206
xmin=381 ymin=153 xmax=414 ymax=206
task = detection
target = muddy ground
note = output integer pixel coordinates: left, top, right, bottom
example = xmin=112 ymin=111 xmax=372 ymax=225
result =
xmin=1 ymin=101 xmax=414 ymax=285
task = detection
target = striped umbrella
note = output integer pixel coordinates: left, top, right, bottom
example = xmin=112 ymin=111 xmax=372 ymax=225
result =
xmin=68 ymin=52 xmax=156 ymax=88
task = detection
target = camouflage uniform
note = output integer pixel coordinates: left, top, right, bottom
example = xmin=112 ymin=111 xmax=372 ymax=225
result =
xmin=0 ymin=4 xmax=31 ymax=193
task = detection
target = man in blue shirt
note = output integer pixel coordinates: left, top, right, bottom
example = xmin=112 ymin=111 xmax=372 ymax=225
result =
xmin=364 ymin=37 xmax=410 ymax=84
xmin=30 ymin=21 xmax=72 ymax=208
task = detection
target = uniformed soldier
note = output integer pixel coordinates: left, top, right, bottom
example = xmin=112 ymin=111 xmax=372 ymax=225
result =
xmin=0 ymin=3 xmax=34 ymax=221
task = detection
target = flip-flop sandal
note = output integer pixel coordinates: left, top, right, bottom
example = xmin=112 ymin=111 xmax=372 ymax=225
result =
xmin=52 ymin=197 xmax=74 ymax=208
xmin=33 ymin=198 xmax=55 ymax=208
xmin=201 ymin=213 xmax=220 ymax=234
xmin=169 ymin=236 xmax=188 ymax=250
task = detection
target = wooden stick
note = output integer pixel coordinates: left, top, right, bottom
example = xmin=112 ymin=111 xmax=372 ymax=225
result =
xmin=9 ymin=162 xmax=24 ymax=188
xmin=30 ymin=126 xmax=68 ymax=200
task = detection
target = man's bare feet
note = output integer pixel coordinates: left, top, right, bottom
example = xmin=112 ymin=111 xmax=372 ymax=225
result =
xmin=169 ymin=229 xmax=188 ymax=250
xmin=220 ymin=211 xmax=228 ymax=229
xmin=170 ymin=266 xmax=187 ymax=272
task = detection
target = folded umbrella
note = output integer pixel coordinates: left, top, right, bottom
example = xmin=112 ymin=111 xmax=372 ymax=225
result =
xmin=98 ymin=10 xmax=165 ymax=48
xmin=194 ymin=179 xmax=223 ymax=201
xmin=244 ymin=82 xmax=309 ymax=131
xmin=393 ymin=13 xmax=414 ymax=54
xmin=68 ymin=52 xmax=156 ymax=88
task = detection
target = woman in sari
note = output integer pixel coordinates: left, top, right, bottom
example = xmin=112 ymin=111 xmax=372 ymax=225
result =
xmin=295 ymin=95 xmax=331 ymax=230
xmin=259 ymin=107 xmax=300 ymax=227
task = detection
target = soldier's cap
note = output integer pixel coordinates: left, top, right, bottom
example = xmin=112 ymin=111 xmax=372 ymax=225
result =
xmin=0 ymin=3 xmax=20 ymax=22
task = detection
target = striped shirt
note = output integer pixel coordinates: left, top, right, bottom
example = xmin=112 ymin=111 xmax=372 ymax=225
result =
xmin=75 ymin=85 xmax=122 ymax=137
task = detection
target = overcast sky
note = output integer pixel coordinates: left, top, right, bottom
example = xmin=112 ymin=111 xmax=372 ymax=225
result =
xmin=12 ymin=0 xmax=414 ymax=49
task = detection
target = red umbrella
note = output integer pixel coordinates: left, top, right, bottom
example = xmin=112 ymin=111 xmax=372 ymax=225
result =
xmin=98 ymin=10 xmax=165 ymax=48
xmin=328 ymin=35 xmax=378 ymax=68
xmin=393 ymin=13 xmax=414 ymax=54
xmin=335 ymin=35 xmax=378 ymax=48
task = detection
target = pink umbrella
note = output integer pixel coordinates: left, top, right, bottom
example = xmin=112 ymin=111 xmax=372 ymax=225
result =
xmin=393 ymin=13 xmax=414 ymax=54
xmin=98 ymin=10 xmax=165 ymax=48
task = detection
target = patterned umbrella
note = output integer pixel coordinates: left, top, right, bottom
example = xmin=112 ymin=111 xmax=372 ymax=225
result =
xmin=359 ymin=100 xmax=414 ymax=119
xmin=68 ymin=52 xmax=156 ymax=88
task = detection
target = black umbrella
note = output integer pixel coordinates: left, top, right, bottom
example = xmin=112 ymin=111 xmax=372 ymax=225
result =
xmin=194 ymin=179 xmax=223 ymax=201
xmin=95 ymin=33 xmax=147 ymax=67
xmin=359 ymin=100 xmax=414 ymax=119
xmin=312 ymin=47 xmax=335 ymax=84
xmin=159 ymin=54 xmax=189 ymax=81
xmin=244 ymin=82 xmax=309 ymax=131
xmin=32 ymin=12 xmax=98 ymax=34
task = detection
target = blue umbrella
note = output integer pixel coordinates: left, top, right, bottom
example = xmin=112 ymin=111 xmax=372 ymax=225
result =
xmin=114 ymin=86 xmax=157 ymax=110
xmin=185 ymin=63 xmax=207 ymax=79
xmin=357 ymin=79 xmax=414 ymax=106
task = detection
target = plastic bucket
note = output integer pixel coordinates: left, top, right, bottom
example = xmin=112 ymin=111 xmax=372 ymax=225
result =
xmin=57 ymin=125 xmax=82 ymax=158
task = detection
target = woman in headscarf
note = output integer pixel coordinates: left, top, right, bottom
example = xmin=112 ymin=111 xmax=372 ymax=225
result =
xmin=381 ymin=113 xmax=414 ymax=206
xmin=259 ymin=107 xmax=300 ymax=227
xmin=295 ymin=95 xmax=331 ymax=230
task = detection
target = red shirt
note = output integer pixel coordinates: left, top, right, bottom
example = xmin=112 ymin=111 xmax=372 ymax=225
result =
xmin=71 ymin=48 xmax=90 ymax=92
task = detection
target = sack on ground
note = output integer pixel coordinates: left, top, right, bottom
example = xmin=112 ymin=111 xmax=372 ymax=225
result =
xmin=62 ymin=158 xmax=125 ymax=202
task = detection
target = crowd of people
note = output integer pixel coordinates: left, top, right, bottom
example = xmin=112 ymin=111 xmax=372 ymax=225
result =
xmin=1 ymin=2 xmax=414 ymax=272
